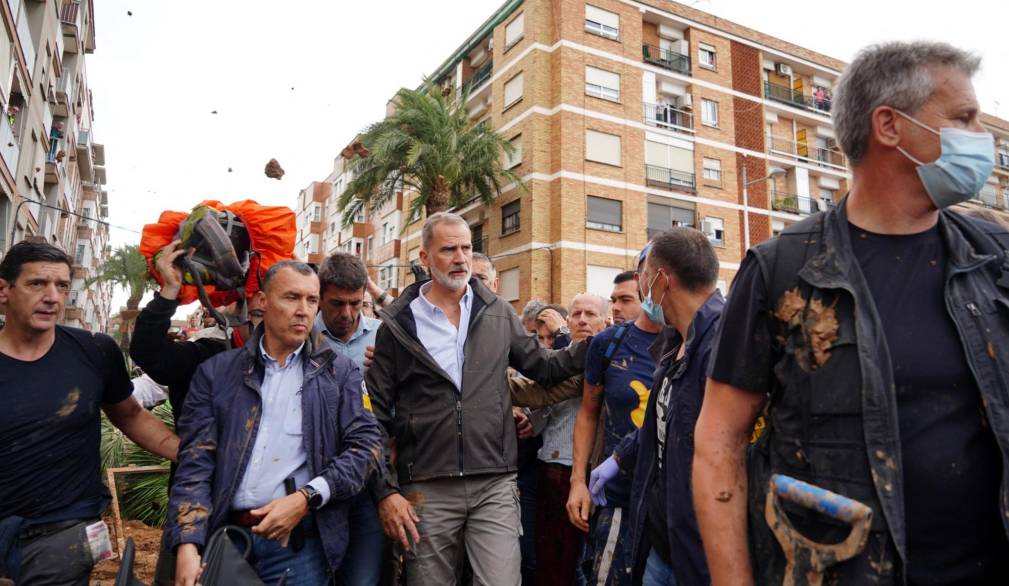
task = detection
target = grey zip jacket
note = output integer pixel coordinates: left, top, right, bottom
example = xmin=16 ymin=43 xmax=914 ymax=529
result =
xmin=366 ymin=278 xmax=587 ymax=499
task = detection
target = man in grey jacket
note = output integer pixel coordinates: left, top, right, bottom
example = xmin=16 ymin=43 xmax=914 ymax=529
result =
xmin=366 ymin=212 xmax=587 ymax=586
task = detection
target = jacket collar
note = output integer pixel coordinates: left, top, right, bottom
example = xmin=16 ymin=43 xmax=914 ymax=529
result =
xmin=241 ymin=323 xmax=333 ymax=378
xmin=651 ymin=290 xmax=725 ymax=364
xmin=798 ymin=196 xmax=996 ymax=290
xmin=379 ymin=276 xmax=498 ymax=321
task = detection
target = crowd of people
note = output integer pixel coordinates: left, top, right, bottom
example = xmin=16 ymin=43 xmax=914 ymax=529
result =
xmin=3 ymin=40 xmax=1009 ymax=586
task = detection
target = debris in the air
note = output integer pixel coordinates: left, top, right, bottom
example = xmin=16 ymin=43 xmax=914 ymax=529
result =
xmin=264 ymin=159 xmax=285 ymax=179
xmin=127 ymin=10 xmax=133 ymax=16
xmin=341 ymin=141 xmax=370 ymax=160
xmin=211 ymin=110 xmax=218 ymax=114
xmin=227 ymin=167 xmax=233 ymax=173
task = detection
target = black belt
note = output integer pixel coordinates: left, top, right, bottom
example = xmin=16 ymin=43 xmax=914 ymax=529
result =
xmin=19 ymin=518 xmax=92 ymax=542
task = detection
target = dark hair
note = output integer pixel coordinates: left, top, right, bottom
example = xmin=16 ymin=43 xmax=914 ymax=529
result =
xmin=262 ymin=260 xmax=316 ymax=292
xmin=537 ymin=303 xmax=568 ymax=320
xmin=318 ymin=252 xmax=368 ymax=293
xmin=0 ymin=241 xmax=73 ymax=283
xmin=613 ymin=270 xmax=636 ymax=285
xmin=648 ymin=227 xmax=719 ymax=293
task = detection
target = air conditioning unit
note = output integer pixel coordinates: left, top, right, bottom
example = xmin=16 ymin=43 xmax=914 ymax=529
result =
xmin=775 ymin=63 xmax=793 ymax=76
xmin=676 ymin=39 xmax=690 ymax=55
xmin=676 ymin=94 xmax=693 ymax=109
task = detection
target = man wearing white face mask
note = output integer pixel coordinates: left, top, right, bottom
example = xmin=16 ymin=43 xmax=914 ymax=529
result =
xmin=693 ymin=41 xmax=1009 ymax=585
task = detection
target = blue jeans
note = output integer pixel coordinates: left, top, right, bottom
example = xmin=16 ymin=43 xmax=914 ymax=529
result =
xmin=239 ymin=519 xmax=330 ymax=586
xmin=643 ymin=549 xmax=677 ymax=586
xmin=336 ymin=492 xmax=384 ymax=585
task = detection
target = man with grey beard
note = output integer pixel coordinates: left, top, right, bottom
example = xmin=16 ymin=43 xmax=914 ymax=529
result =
xmin=365 ymin=212 xmax=587 ymax=586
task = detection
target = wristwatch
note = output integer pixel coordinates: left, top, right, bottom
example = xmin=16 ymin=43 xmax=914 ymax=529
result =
xmin=376 ymin=291 xmax=390 ymax=305
xmin=298 ymin=485 xmax=324 ymax=510
xmin=553 ymin=325 xmax=571 ymax=337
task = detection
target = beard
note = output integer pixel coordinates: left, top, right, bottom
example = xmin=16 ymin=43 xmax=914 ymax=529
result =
xmin=430 ymin=264 xmax=471 ymax=291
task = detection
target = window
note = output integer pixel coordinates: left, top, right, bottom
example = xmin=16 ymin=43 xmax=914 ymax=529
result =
xmin=354 ymin=209 xmax=365 ymax=224
xmin=472 ymin=223 xmax=485 ymax=253
xmin=378 ymin=263 xmax=398 ymax=290
xmin=587 ymin=265 xmax=622 ymax=299
xmin=585 ymin=129 xmax=621 ymax=166
xmin=701 ymin=99 xmax=718 ymax=127
xmin=647 ymin=202 xmax=695 ymax=239
xmin=585 ymin=5 xmax=619 ymax=40
xmin=312 ymin=204 xmax=321 ymax=222
xmin=504 ymin=73 xmax=524 ymax=108
xmin=500 ymin=268 xmax=520 ymax=301
xmin=645 ymin=141 xmax=694 ymax=189
xmin=504 ymin=134 xmax=523 ymax=169
xmin=998 ymin=150 xmax=1009 ymax=168
xmin=698 ymin=43 xmax=716 ymax=69
xmin=772 ymin=219 xmax=786 ymax=237
xmin=702 ymin=158 xmax=722 ymax=183
xmin=502 ymin=199 xmax=520 ymax=235
xmin=381 ymin=222 xmax=389 ymax=244
xmin=586 ymin=196 xmax=622 ymax=232
xmin=367 ymin=235 xmax=374 ymax=256
xmin=703 ymin=216 xmax=725 ymax=245
xmin=355 ymin=241 xmax=362 ymax=257
xmin=505 ymin=12 xmax=524 ymax=49
xmin=820 ymin=188 xmax=835 ymax=208
xmin=585 ymin=66 xmax=620 ymax=102
xmin=74 ymin=243 xmax=85 ymax=264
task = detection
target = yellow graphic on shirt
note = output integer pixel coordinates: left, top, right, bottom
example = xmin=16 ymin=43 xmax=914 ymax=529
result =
xmin=630 ymin=380 xmax=650 ymax=428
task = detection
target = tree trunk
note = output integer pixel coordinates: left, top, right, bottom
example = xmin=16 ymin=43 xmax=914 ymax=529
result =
xmin=425 ymin=176 xmax=450 ymax=215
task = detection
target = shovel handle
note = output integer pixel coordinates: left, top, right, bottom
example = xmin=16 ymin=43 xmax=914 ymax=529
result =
xmin=771 ymin=474 xmax=872 ymax=525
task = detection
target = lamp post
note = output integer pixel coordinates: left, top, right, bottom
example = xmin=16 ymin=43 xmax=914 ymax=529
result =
xmin=6 ymin=197 xmax=89 ymax=254
xmin=741 ymin=154 xmax=787 ymax=250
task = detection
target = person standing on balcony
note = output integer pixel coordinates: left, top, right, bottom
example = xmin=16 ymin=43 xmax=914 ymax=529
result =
xmin=694 ymin=41 xmax=1009 ymax=585
xmin=366 ymin=212 xmax=587 ymax=586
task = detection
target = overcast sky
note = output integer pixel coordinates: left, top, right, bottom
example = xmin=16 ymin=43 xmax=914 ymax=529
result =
xmin=89 ymin=0 xmax=1006 ymax=312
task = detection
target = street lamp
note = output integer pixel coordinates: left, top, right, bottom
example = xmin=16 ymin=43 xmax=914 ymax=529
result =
xmin=741 ymin=156 xmax=787 ymax=250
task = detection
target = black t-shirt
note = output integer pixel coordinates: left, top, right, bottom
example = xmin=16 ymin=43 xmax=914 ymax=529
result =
xmin=709 ymin=223 xmax=1009 ymax=584
xmin=0 ymin=327 xmax=133 ymax=523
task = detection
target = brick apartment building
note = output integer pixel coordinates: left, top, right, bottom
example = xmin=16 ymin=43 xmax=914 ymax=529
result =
xmin=0 ymin=0 xmax=113 ymax=332
xmin=296 ymin=0 xmax=1009 ymax=310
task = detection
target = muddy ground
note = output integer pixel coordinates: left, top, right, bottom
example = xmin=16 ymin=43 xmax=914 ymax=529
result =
xmin=90 ymin=519 xmax=162 ymax=585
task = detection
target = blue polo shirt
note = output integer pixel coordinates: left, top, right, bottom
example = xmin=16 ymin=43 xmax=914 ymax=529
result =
xmin=315 ymin=312 xmax=381 ymax=370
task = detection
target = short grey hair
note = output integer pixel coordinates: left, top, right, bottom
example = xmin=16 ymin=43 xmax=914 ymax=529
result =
xmin=833 ymin=41 xmax=981 ymax=167
xmin=569 ymin=292 xmax=609 ymax=315
xmin=262 ymin=260 xmax=316 ymax=292
xmin=521 ymin=299 xmax=546 ymax=323
xmin=472 ymin=252 xmax=496 ymax=278
xmin=421 ymin=212 xmax=470 ymax=250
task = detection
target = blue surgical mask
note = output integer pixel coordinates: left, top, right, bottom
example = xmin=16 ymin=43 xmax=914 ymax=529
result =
xmin=896 ymin=110 xmax=995 ymax=209
xmin=642 ymin=272 xmax=667 ymax=326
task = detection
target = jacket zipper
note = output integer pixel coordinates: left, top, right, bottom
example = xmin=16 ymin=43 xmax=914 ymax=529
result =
xmin=456 ymin=399 xmax=464 ymax=477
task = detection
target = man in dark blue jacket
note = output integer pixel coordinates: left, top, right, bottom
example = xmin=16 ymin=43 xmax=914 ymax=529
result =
xmin=167 ymin=260 xmax=382 ymax=585
xmin=589 ymin=228 xmax=722 ymax=585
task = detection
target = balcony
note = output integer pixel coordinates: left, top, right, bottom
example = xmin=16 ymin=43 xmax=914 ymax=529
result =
xmin=764 ymin=81 xmax=832 ymax=115
xmin=643 ymin=102 xmax=694 ymax=133
xmin=16 ymin=6 xmax=34 ymax=78
xmin=54 ymin=75 xmax=74 ymax=117
xmin=1 ymin=116 xmax=19 ymax=179
xmin=996 ymin=152 xmax=1009 ymax=174
xmin=771 ymin=193 xmax=816 ymax=215
xmin=642 ymin=44 xmax=690 ymax=76
xmin=645 ymin=164 xmax=696 ymax=192
xmin=61 ymin=1 xmax=81 ymax=53
xmin=766 ymin=134 xmax=847 ymax=171
xmin=464 ymin=61 xmax=493 ymax=95
xmin=76 ymin=129 xmax=93 ymax=181
xmin=92 ymin=142 xmax=105 ymax=166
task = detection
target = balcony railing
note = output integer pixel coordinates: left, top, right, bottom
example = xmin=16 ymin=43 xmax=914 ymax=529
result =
xmin=764 ymin=81 xmax=832 ymax=114
xmin=643 ymin=102 xmax=694 ymax=132
xmin=464 ymin=61 xmax=493 ymax=94
xmin=642 ymin=44 xmax=690 ymax=75
xmin=645 ymin=164 xmax=696 ymax=192
xmin=771 ymin=194 xmax=816 ymax=215
xmin=766 ymin=134 xmax=847 ymax=170
xmin=997 ymin=152 xmax=1009 ymax=171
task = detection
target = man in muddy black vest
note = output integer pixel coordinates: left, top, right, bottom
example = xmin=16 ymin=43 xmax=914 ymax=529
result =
xmin=692 ymin=41 xmax=1009 ymax=585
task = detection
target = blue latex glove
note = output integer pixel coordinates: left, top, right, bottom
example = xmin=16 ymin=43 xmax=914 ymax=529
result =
xmin=588 ymin=456 xmax=620 ymax=507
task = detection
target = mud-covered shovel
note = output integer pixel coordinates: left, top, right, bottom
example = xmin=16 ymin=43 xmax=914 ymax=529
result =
xmin=765 ymin=474 xmax=873 ymax=586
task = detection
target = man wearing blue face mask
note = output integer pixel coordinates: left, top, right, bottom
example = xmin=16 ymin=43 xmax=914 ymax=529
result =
xmin=693 ymin=41 xmax=1009 ymax=585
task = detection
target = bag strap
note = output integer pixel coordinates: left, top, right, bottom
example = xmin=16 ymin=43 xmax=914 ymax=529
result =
xmin=601 ymin=323 xmax=631 ymax=372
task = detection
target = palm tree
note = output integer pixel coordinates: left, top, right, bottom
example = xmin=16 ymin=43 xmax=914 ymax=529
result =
xmin=86 ymin=244 xmax=156 ymax=352
xmin=337 ymin=82 xmax=525 ymax=227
